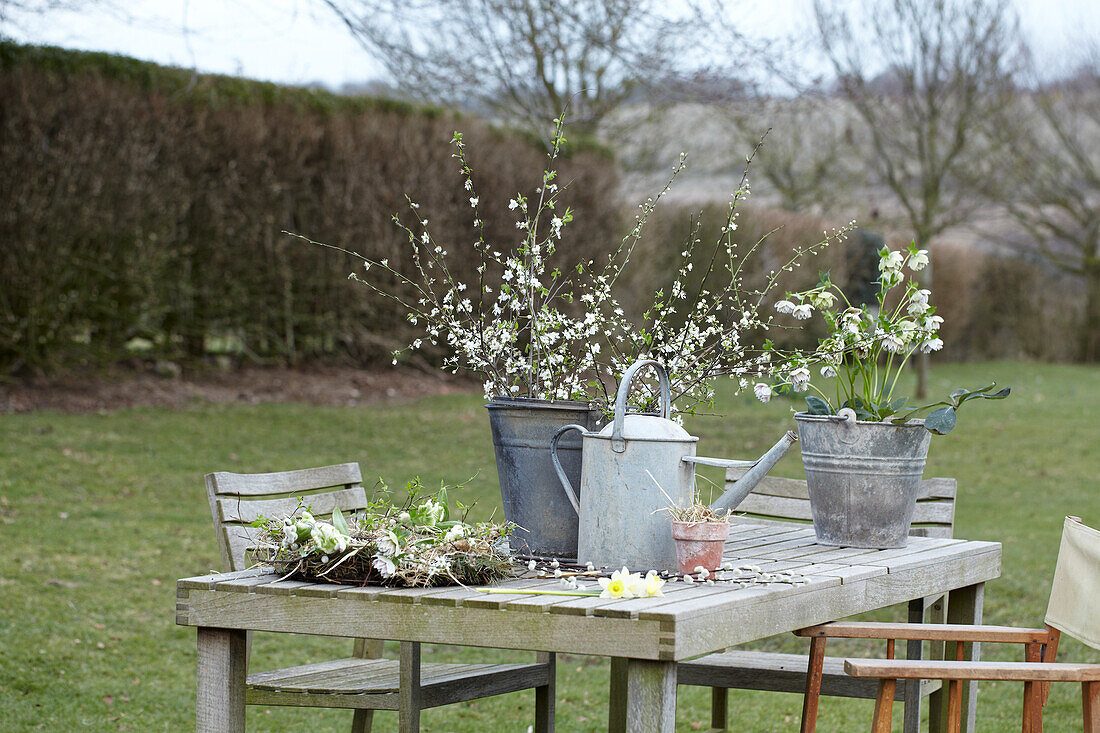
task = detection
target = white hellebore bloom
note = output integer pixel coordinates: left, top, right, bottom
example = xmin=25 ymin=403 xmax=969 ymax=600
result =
xmin=909 ymin=249 xmax=930 ymax=271
xmin=775 ymin=299 xmax=795 ymax=314
xmin=841 ymin=308 xmax=863 ymax=335
xmin=443 ymin=524 xmax=468 ymax=543
xmin=920 ymin=338 xmax=944 ymax=353
xmin=311 ymin=522 xmax=349 ymax=555
xmin=599 ymin=567 xmax=642 ymax=599
xmin=376 ymin=530 xmax=401 ymax=556
xmin=791 ymin=303 xmax=813 ymax=320
xmin=789 ymin=366 xmax=812 ymax=392
xmin=820 ymin=364 xmax=837 ymax=378
xmin=879 ymin=250 xmax=904 ymax=272
xmin=880 ymin=268 xmax=903 ymax=288
xmin=882 ymin=332 xmax=907 ymax=354
xmin=811 ymin=290 xmax=837 ymax=308
xmin=371 ymin=555 xmax=396 ymax=578
xmin=753 ymin=382 xmax=772 ymax=403
xmin=421 ymin=499 xmax=445 ymax=526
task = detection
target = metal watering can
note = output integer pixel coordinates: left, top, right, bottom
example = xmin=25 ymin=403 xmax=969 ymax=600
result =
xmin=550 ymin=359 xmax=797 ymax=571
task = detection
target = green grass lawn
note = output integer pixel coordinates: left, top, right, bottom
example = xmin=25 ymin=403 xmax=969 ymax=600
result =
xmin=1 ymin=361 xmax=1097 ymax=731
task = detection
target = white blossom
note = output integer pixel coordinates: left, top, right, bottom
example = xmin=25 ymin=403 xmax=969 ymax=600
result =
xmin=753 ymin=382 xmax=772 ymax=403
xmin=920 ymin=337 xmax=944 ymax=353
xmin=372 ymin=555 xmax=396 ymax=577
xmin=881 ymin=332 xmax=906 ymax=353
xmin=879 ymin=250 xmax=904 ymax=271
xmin=775 ymin=299 xmax=795 ymax=314
xmin=789 ymin=366 xmax=811 ymax=392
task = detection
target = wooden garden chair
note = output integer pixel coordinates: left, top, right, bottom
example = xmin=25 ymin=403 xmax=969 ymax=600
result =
xmin=677 ymin=469 xmax=957 ymax=733
xmin=204 ymin=462 xmax=555 ymax=733
xmin=798 ymin=515 xmax=1100 ymax=732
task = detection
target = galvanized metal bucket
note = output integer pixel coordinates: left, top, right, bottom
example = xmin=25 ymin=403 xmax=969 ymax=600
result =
xmin=486 ymin=397 xmax=603 ymax=559
xmin=795 ymin=411 xmax=931 ymax=549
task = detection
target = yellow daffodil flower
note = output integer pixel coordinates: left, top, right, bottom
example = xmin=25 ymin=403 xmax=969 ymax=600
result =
xmin=638 ymin=570 xmax=665 ymax=597
xmin=598 ymin=567 xmax=641 ymax=599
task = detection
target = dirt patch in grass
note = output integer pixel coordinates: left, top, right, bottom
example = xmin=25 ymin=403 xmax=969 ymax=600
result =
xmin=0 ymin=364 xmax=476 ymax=414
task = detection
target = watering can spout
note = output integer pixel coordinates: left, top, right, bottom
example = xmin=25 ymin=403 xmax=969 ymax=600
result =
xmin=707 ymin=431 xmax=798 ymax=515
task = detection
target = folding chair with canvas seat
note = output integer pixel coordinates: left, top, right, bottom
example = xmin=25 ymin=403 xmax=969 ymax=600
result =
xmin=799 ymin=515 xmax=1100 ymax=732
xmin=677 ymin=470 xmax=957 ymax=733
xmin=204 ymin=462 xmax=555 ymax=733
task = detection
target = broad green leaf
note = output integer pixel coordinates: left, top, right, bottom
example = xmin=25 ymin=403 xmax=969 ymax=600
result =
xmin=925 ymin=406 xmax=957 ymax=435
xmin=331 ymin=507 xmax=349 ymax=535
xmin=805 ymin=396 xmax=832 ymax=415
xmin=437 ymin=486 xmax=450 ymax=521
xmin=853 ymin=406 xmax=876 ymax=421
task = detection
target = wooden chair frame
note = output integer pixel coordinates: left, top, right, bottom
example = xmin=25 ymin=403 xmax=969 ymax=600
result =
xmin=800 ymin=516 xmax=1100 ymax=732
xmin=677 ymin=471 xmax=957 ymax=733
xmin=204 ymin=462 xmax=555 ymax=733
xmin=798 ymin=622 xmax=1100 ymax=732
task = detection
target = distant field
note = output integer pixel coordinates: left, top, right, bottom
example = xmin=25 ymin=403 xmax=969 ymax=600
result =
xmin=1 ymin=361 xmax=1097 ymax=731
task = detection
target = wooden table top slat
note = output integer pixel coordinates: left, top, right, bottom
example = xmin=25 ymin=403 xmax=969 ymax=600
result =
xmin=635 ymin=574 xmax=844 ymax=622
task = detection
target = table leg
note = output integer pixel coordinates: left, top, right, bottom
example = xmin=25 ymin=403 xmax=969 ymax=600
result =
xmin=196 ymin=627 xmax=247 ymax=733
xmin=902 ymin=597 xmax=928 ymax=733
xmin=608 ymin=658 xmax=676 ymax=733
xmin=929 ymin=583 xmax=984 ymax=733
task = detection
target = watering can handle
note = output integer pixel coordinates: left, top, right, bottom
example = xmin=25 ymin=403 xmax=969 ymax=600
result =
xmin=612 ymin=359 xmax=671 ymax=453
xmin=550 ymin=424 xmax=586 ymax=515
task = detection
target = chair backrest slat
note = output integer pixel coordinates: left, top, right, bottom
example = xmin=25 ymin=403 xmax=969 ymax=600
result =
xmin=217 ymin=487 xmax=367 ymax=525
xmin=209 ymin=462 xmax=363 ymax=497
xmin=726 ymin=468 xmax=957 ymax=539
xmin=205 ymin=462 xmax=367 ymax=571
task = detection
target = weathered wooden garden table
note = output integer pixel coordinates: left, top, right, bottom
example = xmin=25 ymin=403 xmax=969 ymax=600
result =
xmin=176 ymin=522 xmax=1000 ymax=732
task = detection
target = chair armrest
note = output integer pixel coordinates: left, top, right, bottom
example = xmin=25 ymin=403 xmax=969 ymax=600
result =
xmin=796 ymin=622 xmax=1051 ymax=644
xmin=844 ymin=658 xmax=1100 ymax=682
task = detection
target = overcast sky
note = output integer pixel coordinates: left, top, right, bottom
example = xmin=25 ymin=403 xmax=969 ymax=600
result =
xmin=3 ymin=0 xmax=1097 ymax=89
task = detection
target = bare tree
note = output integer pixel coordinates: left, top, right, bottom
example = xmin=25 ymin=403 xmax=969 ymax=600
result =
xmin=321 ymin=0 xmax=708 ymax=140
xmin=721 ymin=92 xmax=857 ymax=213
xmin=814 ymin=0 xmax=1022 ymax=395
xmin=0 ymin=0 xmax=106 ymax=36
xmin=987 ymin=54 xmax=1100 ymax=361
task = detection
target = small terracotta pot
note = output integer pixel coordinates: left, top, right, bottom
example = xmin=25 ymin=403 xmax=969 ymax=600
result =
xmin=670 ymin=520 xmax=731 ymax=574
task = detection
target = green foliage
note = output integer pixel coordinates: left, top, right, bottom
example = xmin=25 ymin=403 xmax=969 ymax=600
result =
xmin=890 ymin=382 xmax=1013 ymax=434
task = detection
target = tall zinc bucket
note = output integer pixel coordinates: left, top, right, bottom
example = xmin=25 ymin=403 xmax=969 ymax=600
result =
xmin=486 ymin=398 xmax=603 ymax=559
xmin=795 ymin=411 xmax=931 ymax=549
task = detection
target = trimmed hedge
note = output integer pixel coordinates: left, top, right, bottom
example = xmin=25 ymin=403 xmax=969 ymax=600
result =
xmin=0 ymin=43 xmax=619 ymax=374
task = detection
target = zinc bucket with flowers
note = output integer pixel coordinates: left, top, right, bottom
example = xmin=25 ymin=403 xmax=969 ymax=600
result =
xmin=758 ymin=243 xmax=1011 ymax=548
